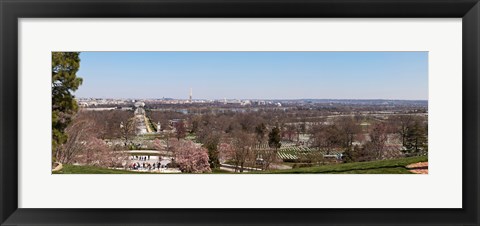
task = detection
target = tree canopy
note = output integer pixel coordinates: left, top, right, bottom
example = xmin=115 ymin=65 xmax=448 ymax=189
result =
xmin=52 ymin=52 xmax=83 ymax=161
xmin=268 ymin=127 xmax=281 ymax=149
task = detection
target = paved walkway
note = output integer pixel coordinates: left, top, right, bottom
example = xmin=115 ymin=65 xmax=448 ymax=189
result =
xmin=219 ymin=163 xmax=262 ymax=172
xmin=52 ymin=162 xmax=63 ymax=172
xmin=406 ymin=162 xmax=428 ymax=174
xmin=124 ymin=150 xmax=161 ymax=154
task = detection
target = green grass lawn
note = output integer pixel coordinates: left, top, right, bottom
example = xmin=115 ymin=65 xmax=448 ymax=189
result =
xmin=211 ymin=168 xmax=233 ymax=174
xmin=53 ymin=164 xmax=153 ymax=174
xmin=54 ymin=156 xmax=427 ymax=174
xmin=54 ymin=164 xmax=232 ymax=174
xmin=262 ymin=156 xmax=427 ymax=174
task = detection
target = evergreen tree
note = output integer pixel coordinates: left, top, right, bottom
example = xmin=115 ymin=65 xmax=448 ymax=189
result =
xmin=52 ymin=52 xmax=83 ymax=161
xmin=203 ymin=133 xmax=221 ymax=168
xmin=404 ymin=120 xmax=428 ymax=154
xmin=268 ymin=127 xmax=282 ymax=149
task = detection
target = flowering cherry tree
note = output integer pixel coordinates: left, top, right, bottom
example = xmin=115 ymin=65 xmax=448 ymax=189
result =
xmin=171 ymin=140 xmax=211 ymax=173
xmin=153 ymin=138 xmax=163 ymax=150
xmin=218 ymin=142 xmax=235 ymax=164
xmin=60 ymin=117 xmax=128 ymax=168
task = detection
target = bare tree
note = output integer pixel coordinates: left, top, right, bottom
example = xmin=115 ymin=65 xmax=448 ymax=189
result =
xmin=254 ymin=123 xmax=267 ymax=143
xmin=367 ymin=123 xmax=388 ymax=160
xmin=283 ymin=124 xmax=297 ymax=141
xmin=236 ymin=113 xmax=259 ymax=132
xmin=312 ymin=124 xmax=342 ymax=155
xmin=392 ymin=115 xmax=413 ymax=147
xmin=337 ymin=116 xmax=361 ymax=150
xmin=259 ymin=149 xmax=280 ymax=170
xmin=120 ymin=118 xmax=135 ymax=147
xmin=231 ymin=131 xmax=255 ymax=172
xmin=174 ymin=121 xmax=187 ymax=140
xmin=56 ymin=117 xmax=97 ymax=164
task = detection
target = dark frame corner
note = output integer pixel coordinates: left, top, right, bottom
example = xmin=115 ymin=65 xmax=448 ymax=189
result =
xmin=1 ymin=0 xmax=479 ymax=225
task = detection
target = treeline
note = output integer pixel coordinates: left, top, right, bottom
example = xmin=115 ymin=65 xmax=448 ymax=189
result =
xmin=60 ymin=108 xmax=427 ymax=173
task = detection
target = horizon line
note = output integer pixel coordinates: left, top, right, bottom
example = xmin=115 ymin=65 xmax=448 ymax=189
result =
xmin=75 ymin=97 xmax=428 ymax=101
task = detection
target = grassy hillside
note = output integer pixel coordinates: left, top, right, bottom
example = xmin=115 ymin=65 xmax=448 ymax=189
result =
xmin=263 ymin=156 xmax=427 ymax=174
xmin=53 ymin=165 xmax=153 ymax=174
xmin=54 ymin=156 xmax=427 ymax=174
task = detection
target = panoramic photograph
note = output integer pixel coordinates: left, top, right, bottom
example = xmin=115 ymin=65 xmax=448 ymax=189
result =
xmin=52 ymin=51 xmax=428 ymax=174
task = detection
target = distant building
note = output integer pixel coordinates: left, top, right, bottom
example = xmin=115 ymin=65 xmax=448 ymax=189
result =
xmin=189 ymin=88 xmax=192 ymax=103
xmin=134 ymin=101 xmax=145 ymax=108
xmin=241 ymin=100 xmax=252 ymax=106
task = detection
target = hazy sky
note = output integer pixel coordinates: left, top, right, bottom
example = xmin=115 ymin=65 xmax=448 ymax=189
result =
xmin=75 ymin=51 xmax=428 ymax=100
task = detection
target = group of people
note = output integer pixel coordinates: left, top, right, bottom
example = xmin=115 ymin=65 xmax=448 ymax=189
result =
xmin=129 ymin=161 xmax=166 ymax=171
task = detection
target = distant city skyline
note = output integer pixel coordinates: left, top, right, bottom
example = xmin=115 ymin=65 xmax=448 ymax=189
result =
xmin=74 ymin=52 xmax=428 ymax=100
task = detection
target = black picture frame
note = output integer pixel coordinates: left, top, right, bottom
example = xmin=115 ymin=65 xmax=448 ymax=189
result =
xmin=1 ymin=0 xmax=479 ymax=225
